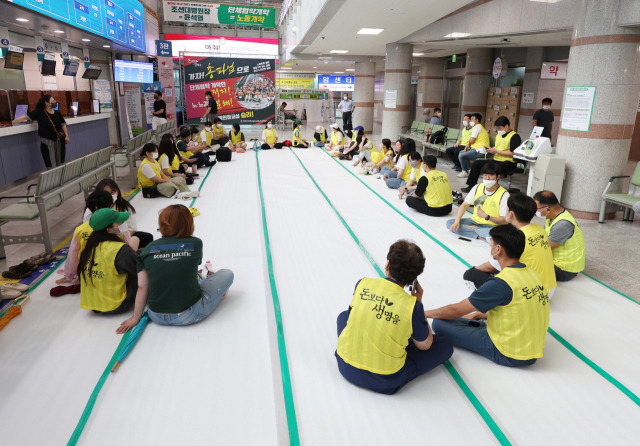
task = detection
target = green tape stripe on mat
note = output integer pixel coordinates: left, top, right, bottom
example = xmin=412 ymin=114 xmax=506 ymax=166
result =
xmin=579 ymin=272 xmax=639 ymax=306
xmin=255 ymin=151 xmax=300 ymax=446
xmin=317 ymin=148 xmax=640 ymax=408
xmin=288 ymin=148 xmax=510 ymax=445
xmin=189 ymin=164 xmax=215 ymax=208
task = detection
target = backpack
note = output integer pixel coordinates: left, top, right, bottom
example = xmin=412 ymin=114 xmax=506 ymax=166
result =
xmin=216 ymin=146 xmax=232 ymax=162
xmin=283 ymin=140 xmax=292 ymax=147
xmin=429 ymin=127 xmax=448 ymax=145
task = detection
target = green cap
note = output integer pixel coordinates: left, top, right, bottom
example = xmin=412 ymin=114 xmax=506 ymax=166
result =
xmin=295 ymin=120 xmax=303 ymax=126
xmin=89 ymin=208 xmax=130 ymax=231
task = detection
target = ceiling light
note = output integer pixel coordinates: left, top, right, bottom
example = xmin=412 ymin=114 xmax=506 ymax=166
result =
xmin=103 ymin=45 xmax=111 ymax=48
xmin=445 ymin=32 xmax=471 ymax=38
xmin=346 ymin=69 xmax=355 ymax=72
xmin=82 ymin=38 xmax=91 ymax=42
xmin=313 ymin=66 xmax=317 ymax=69
xmin=330 ymin=50 xmax=348 ymax=54
xmin=318 ymin=56 xmax=332 ymax=60
xmin=335 ymin=72 xmax=344 ymax=74
xmin=54 ymin=30 xmax=65 ymax=34
xmin=357 ymin=28 xmax=384 ymax=35
xmin=413 ymin=53 xmax=424 ymax=56
xmin=280 ymin=67 xmax=292 ymax=70
xmin=16 ymin=18 xmax=29 ymax=22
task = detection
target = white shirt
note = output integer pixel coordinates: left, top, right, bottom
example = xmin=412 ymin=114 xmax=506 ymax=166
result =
xmin=463 ymin=184 xmax=510 ymax=217
xmin=262 ymin=129 xmax=277 ymax=141
xmin=141 ymin=163 xmax=157 ymax=180
xmin=83 ymin=206 xmax=138 ymax=231
xmin=395 ymin=156 xmax=408 ymax=171
xmin=338 ymin=99 xmax=354 ymax=112
xmin=409 ymin=165 xmax=420 ymax=182
xmin=160 ymin=155 xmax=171 ymax=170
xmin=470 ymin=124 xmax=482 ymax=138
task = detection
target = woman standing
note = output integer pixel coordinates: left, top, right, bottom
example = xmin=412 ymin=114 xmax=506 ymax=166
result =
xmin=137 ymin=143 xmax=197 ymax=199
xmin=117 ymin=205 xmax=234 ymax=331
xmin=12 ymin=94 xmax=69 ymax=169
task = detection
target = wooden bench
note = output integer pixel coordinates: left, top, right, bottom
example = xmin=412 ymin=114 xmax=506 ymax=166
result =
xmin=0 ymin=147 xmax=115 ymax=258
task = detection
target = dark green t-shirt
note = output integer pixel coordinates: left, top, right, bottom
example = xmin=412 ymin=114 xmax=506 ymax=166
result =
xmin=137 ymin=236 xmax=203 ymax=314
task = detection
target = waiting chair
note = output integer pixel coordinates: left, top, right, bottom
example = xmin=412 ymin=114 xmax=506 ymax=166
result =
xmin=598 ymin=161 xmax=640 ymax=223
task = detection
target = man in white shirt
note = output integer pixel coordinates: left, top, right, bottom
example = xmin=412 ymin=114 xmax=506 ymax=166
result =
xmin=338 ymin=94 xmax=355 ymax=129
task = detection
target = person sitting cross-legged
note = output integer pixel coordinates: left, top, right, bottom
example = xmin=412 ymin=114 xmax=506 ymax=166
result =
xmin=405 ymin=155 xmax=453 ymax=217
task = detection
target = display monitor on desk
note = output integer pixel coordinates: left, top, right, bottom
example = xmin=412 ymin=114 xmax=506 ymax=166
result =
xmin=14 ymin=104 xmax=28 ymax=120
xmin=530 ymin=126 xmax=545 ymax=140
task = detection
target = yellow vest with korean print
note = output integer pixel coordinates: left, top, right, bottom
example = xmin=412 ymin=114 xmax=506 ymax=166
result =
xmin=460 ymin=126 xmax=473 ymax=146
xmin=472 ymin=183 xmax=508 ymax=225
xmin=199 ymin=129 xmax=213 ymax=146
xmin=177 ymin=139 xmax=194 ymax=158
xmin=337 ymin=277 xmax=416 ymax=375
xmin=424 ymin=169 xmax=453 ymax=208
xmin=264 ymin=128 xmax=277 ymax=145
xmin=213 ymin=124 xmax=225 ymax=138
xmin=487 ymin=265 xmax=550 ymax=360
xmin=545 ymin=210 xmax=586 ymax=273
xmin=80 ymin=241 xmax=128 ymax=312
xmin=331 ymin=130 xmax=346 ymax=146
xmin=137 ymin=158 xmax=163 ymax=188
xmin=520 ymin=223 xmax=557 ymax=293
xmin=313 ymin=130 xmax=327 ymax=143
xmin=75 ymin=222 xmax=93 ymax=258
xmin=230 ymin=130 xmax=244 ymax=145
xmin=158 ymin=153 xmax=180 ymax=173
xmin=470 ymin=123 xmax=490 ymax=149
xmin=293 ymin=128 xmax=304 ymax=145
xmin=493 ymin=130 xmax=517 ymax=163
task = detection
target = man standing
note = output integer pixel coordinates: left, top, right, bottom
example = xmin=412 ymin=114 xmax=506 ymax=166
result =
xmin=338 ymin=93 xmax=355 ymax=130
xmin=429 ymin=107 xmax=442 ymax=125
xmin=203 ymin=90 xmax=218 ymax=123
xmin=532 ymin=98 xmax=554 ymax=139
xmin=533 ymin=191 xmax=586 ymax=282
xmin=152 ymin=91 xmax=167 ymax=131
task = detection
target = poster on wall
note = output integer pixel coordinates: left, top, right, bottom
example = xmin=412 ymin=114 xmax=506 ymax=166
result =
xmin=158 ymin=57 xmax=177 ymax=121
xmin=561 ymin=86 xmax=596 ymax=132
xmin=124 ymin=84 xmax=144 ymax=135
xmin=183 ymin=56 xmax=275 ymax=125
xmin=93 ymin=79 xmax=113 ymax=112
xmin=142 ymin=81 xmax=162 ymax=130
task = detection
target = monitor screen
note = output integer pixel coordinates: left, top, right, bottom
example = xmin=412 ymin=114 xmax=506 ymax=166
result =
xmin=82 ymin=66 xmax=103 ymax=80
xmin=63 ymin=61 xmax=79 ymax=76
xmin=114 ymin=59 xmax=153 ymax=83
xmin=4 ymin=50 xmax=24 ymax=70
xmin=15 ymin=104 xmax=28 ymax=120
xmin=41 ymin=59 xmax=57 ymax=76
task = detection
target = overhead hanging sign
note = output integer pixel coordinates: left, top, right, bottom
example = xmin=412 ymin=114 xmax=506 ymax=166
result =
xmin=561 ymin=86 xmax=597 ymax=132
xmin=165 ymin=34 xmax=278 ymax=57
xmin=156 ymin=40 xmax=172 ymax=57
xmin=318 ymin=75 xmax=354 ymax=92
xmin=492 ymin=58 xmax=503 ymax=79
xmin=163 ymin=1 xmax=276 ymax=27
xmin=541 ymin=62 xmax=568 ymax=80
xmin=276 ymin=73 xmax=315 ymax=90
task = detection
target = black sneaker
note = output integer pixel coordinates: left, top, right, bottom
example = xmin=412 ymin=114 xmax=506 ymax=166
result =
xmin=461 ymin=186 xmax=471 ymax=193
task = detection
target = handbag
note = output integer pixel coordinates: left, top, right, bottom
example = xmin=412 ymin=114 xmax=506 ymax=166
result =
xmin=44 ymin=110 xmax=66 ymax=143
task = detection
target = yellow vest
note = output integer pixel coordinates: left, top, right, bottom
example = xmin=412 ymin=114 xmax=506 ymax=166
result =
xmin=472 ymin=183 xmax=508 ymax=225
xmin=337 ymin=278 xmax=416 ymax=374
xmin=400 ymin=155 xmax=413 ymax=182
xmin=137 ymin=158 xmax=163 ymax=188
xmin=199 ymin=129 xmax=213 ymax=146
xmin=520 ymin=223 xmax=557 ymax=292
xmin=293 ymin=128 xmax=303 ymax=145
xmin=264 ymin=128 xmax=277 ymax=145
xmin=75 ymin=222 xmax=93 ymax=258
xmin=313 ymin=130 xmax=327 ymax=143
xmin=230 ymin=130 xmax=243 ymax=145
xmin=471 ymin=124 xmax=490 ymax=149
xmin=545 ymin=210 xmax=586 ymax=273
xmin=80 ymin=240 xmax=128 ymax=312
xmin=158 ymin=153 xmax=180 ymax=173
xmin=487 ymin=266 xmax=550 ymax=360
xmin=371 ymin=148 xmax=393 ymax=167
xmin=213 ymin=124 xmax=225 ymax=138
xmin=493 ymin=131 xmax=517 ymax=163
xmin=178 ymin=139 xmax=194 ymax=158
xmin=331 ymin=130 xmax=346 ymax=146
xmin=460 ymin=126 xmax=473 ymax=146
xmin=366 ymin=141 xmax=377 ymax=155
xmin=424 ymin=169 xmax=453 ymax=208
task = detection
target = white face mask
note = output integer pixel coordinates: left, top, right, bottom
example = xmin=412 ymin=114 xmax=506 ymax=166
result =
xmin=463 ymin=120 xmax=469 ymax=126
xmin=497 ymin=130 xmax=506 ymax=135
xmin=267 ymin=123 xmax=273 ymax=129
xmin=490 ymin=245 xmax=498 ymax=260
xmin=470 ymin=121 xmax=476 ymax=127
xmin=115 ymin=222 xmax=129 ymax=236
xmin=535 ymin=211 xmax=543 ymax=218
xmin=152 ymin=152 xmax=159 ymax=160
xmin=343 ymin=96 xmax=348 ymax=100
xmin=542 ymin=105 xmax=550 ymax=110
xmin=483 ymin=179 xmax=497 ymax=188
xmin=205 ymin=126 xmax=212 ymax=131
xmin=216 ymin=123 xmax=222 ymax=128
xmin=111 ymin=194 xmax=118 ymax=203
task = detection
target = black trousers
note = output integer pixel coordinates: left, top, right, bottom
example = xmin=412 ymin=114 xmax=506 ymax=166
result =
xmin=555 ymin=265 xmax=578 ymax=282
xmin=445 ymin=146 xmax=464 ymax=170
xmin=342 ymin=111 xmax=353 ymax=129
xmin=40 ymin=141 xmax=65 ymax=168
xmin=463 ymin=267 xmax=493 ymax=289
xmin=212 ymin=136 xmax=229 ymax=147
xmin=405 ymin=197 xmax=452 ymax=217
xmin=466 ymin=160 xmax=517 ymax=187
xmin=132 ymin=231 xmax=154 ymax=248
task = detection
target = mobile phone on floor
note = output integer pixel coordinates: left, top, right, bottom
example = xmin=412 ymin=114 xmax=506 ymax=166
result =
xmin=458 ymin=237 xmax=472 ymax=242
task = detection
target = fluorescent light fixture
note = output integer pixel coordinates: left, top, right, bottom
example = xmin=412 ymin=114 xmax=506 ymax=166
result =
xmin=413 ymin=53 xmax=424 ymax=56
xmin=330 ymin=50 xmax=348 ymax=54
xmin=103 ymin=45 xmax=111 ymax=48
xmin=54 ymin=30 xmax=65 ymax=33
xmin=280 ymin=67 xmax=292 ymax=70
xmin=530 ymin=0 xmax=560 ymax=3
xmin=357 ymin=28 xmax=384 ymax=35
xmin=318 ymin=56 xmax=332 ymax=60
xmin=345 ymin=69 xmax=355 ymax=72
xmin=82 ymin=38 xmax=91 ymax=42
xmin=16 ymin=18 xmax=29 ymax=22
xmin=335 ymin=72 xmax=344 ymax=74
xmin=445 ymin=32 xmax=471 ymax=38
xmin=313 ymin=66 xmax=317 ymax=69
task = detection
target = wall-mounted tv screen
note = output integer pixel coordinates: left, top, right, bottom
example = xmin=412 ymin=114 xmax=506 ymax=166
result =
xmin=41 ymin=59 xmax=57 ymax=76
xmin=4 ymin=50 xmax=24 ymax=70
xmin=15 ymin=104 xmax=28 ymax=120
xmin=114 ymin=59 xmax=153 ymax=83
xmin=63 ymin=61 xmax=79 ymax=76
xmin=82 ymin=65 xmax=103 ymax=80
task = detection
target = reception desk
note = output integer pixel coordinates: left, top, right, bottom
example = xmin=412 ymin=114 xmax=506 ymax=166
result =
xmin=0 ymin=113 xmax=112 ymax=187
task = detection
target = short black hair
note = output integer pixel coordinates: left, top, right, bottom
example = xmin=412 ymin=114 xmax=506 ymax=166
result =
xmin=141 ymin=142 xmax=157 ymax=157
xmin=213 ymin=117 xmax=222 ymax=124
xmin=86 ymin=190 xmax=113 ymax=213
xmin=205 ymin=90 xmax=212 ymax=97
xmin=494 ymin=116 xmax=510 ymax=127
xmin=480 ymin=162 xmax=500 ymax=176
xmin=155 ymin=91 xmax=162 ymax=97
xmin=281 ymin=102 xmax=287 ymax=107
xmin=409 ymin=151 xmax=422 ymax=161
xmin=204 ymin=121 xmax=212 ymax=127
xmin=489 ymin=225 xmax=525 ymax=260
xmin=507 ymin=193 xmax=537 ymax=223
xmin=463 ymin=113 xmax=471 ymax=119
xmin=471 ymin=113 xmax=482 ymax=122
xmin=434 ymin=107 xmax=441 ymax=113
xmin=179 ymin=127 xmax=190 ymax=139
xmin=424 ymin=155 xmax=437 ymax=168
xmin=190 ymin=126 xmax=199 ymax=135
xmin=533 ymin=190 xmax=559 ymax=206
xmin=387 ymin=240 xmax=425 ymax=287
xmin=161 ymin=133 xmax=173 ymax=141
xmin=232 ymin=123 xmax=240 ymax=132
xmin=542 ymin=97 xmax=552 ymax=105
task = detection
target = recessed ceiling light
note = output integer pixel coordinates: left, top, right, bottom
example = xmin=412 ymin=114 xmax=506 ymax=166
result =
xmin=357 ymin=28 xmax=384 ymax=35
xmin=313 ymin=66 xmax=317 ymax=69
xmin=318 ymin=56 xmax=332 ymax=60
xmin=16 ymin=18 xmax=29 ymax=22
xmin=82 ymin=38 xmax=91 ymax=42
xmin=346 ymin=69 xmax=355 ymax=72
xmin=54 ymin=30 xmax=65 ymax=34
xmin=280 ymin=67 xmax=292 ymax=70
xmin=413 ymin=53 xmax=424 ymax=56
xmin=445 ymin=32 xmax=471 ymax=38
xmin=330 ymin=50 xmax=348 ymax=54
xmin=103 ymin=45 xmax=111 ymax=48
xmin=335 ymin=72 xmax=344 ymax=74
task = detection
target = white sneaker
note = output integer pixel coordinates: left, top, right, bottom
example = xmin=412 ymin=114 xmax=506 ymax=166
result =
xmin=457 ymin=171 xmax=469 ymax=178
xmin=211 ymin=144 xmax=221 ymax=151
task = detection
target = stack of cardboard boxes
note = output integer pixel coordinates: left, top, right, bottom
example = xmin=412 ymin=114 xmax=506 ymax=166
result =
xmin=485 ymin=86 xmax=522 ymax=136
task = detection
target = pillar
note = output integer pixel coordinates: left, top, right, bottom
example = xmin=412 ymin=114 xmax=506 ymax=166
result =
xmin=519 ymin=47 xmax=544 ymax=138
xmin=556 ymin=0 xmax=640 ymax=217
xmin=460 ymin=48 xmax=493 ymax=121
xmin=416 ymin=59 xmax=445 ymax=122
xmin=381 ymin=43 xmax=412 ymax=139
xmin=354 ymin=61 xmax=375 ymax=132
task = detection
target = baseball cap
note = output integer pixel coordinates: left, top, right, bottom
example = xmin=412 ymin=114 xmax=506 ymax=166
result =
xmin=89 ymin=208 xmax=130 ymax=231
xmin=330 ymin=123 xmax=340 ymax=129
xmin=354 ymin=125 xmax=364 ymax=132
xmin=316 ymin=125 xmax=325 ymax=133
xmin=295 ymin=120 xmax=303 ymax=126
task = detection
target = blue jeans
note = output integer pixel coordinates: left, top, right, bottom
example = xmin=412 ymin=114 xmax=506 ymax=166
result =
xmin=148 ymin=269 xmax=234 ymax=326
xmin=386 ymin=177 xmax=406 ymax=189
xmin=381 ymin=166 xmax=395 ymax=179
xmin=459 ymin=149 xmax=483 ymax=172
xmin=432 ymin=318 xmax=536 ymax=367
xmin=313 ymin=141 xmax=324 ymax=148
xmin=446 ymin=217 xmax=493 ymax=240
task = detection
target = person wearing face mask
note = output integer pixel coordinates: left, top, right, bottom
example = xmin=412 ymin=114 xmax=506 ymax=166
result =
xmin=429 ymin=107 xmax=442 ymax=126
xmin=138 ymin=143 xmax=196 ymax=199
xmin=352 ymin=130 xmax=378 ymax=167
xmin=262 ymin=121 xmax=279 ymax=149
xmin=203 ymin=90 xmax=218 ymax=123
xmin=445 ymin=114 xmax=473 ymax=172
xmin=211 ymin=118 xmax=229 ymax=148
xmin=426 ymin=224 xmax=550 ymax=367
xmin=462 ymin=116 xmax=522 ymax=193
xmin=457 ymin=113 xmax=490 ymax=179
xmin=405 ymin=155 xmax=453 ymax=216
xmin=533 ymin=190 xmax=585 ymax=282
xmin=292 ymin=120 xmax=309 ymax=148
xmin=447 ymin=163 xmax=510 ymax=241
xmin=387 ymin=152 xmax=422 ymax=190
xmin=77 ymin=208 xmax=139 ymax=314
xmin=532 ymin=98 xmax=554 ymax=139
xmin=199 ymin=122 xmax=214 ymax=147
xmin=338 ymin=94 xmax=355 ymax=129
xmin=228 ymin=123 xmax=247 ymax=152
xmin=313 ymin=125 xmax=328 ymax=148
xmin=341 ymin=126 xmax=365 ymax=160
xmin=12 ymin=94 xmax=69 ymax=169
xmin=151 ymin=91 xmax=167 ymax=131
xmin=325 ymin=123 xmax=346 ymax=154
xmin=463 ymin=193 xmax=556 ymax=298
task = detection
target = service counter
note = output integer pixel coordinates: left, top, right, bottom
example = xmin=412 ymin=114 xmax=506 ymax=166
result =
xmin=0 ymin=113 xmax=112 ymax=187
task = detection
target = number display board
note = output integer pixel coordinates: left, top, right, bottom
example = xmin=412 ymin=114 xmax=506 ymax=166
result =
xmin=114 ymin=59 xmax=153 ymax=83
xmin=184 ymin=56 xmax=275 ymax=125
xmin=318 ymin=75 xmax=354 ymax=91
xmin=10 ymin=0 xmax=146 ymax=53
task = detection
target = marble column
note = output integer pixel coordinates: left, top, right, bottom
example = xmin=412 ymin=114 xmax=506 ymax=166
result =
xmin=519 ymin=47 xmax=544 ymax=138
xmin=460 ymin=48 xmax=493 ymax=121
xmin=381 ymin=43 xmax=413 ymax=139
xmin=556 ymin=0 xmax=640 ymax=218
xmin=416 ymin=59 xmax=445 ymax=122
xmin=354 ymin=61 xmax=375 ymax=132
